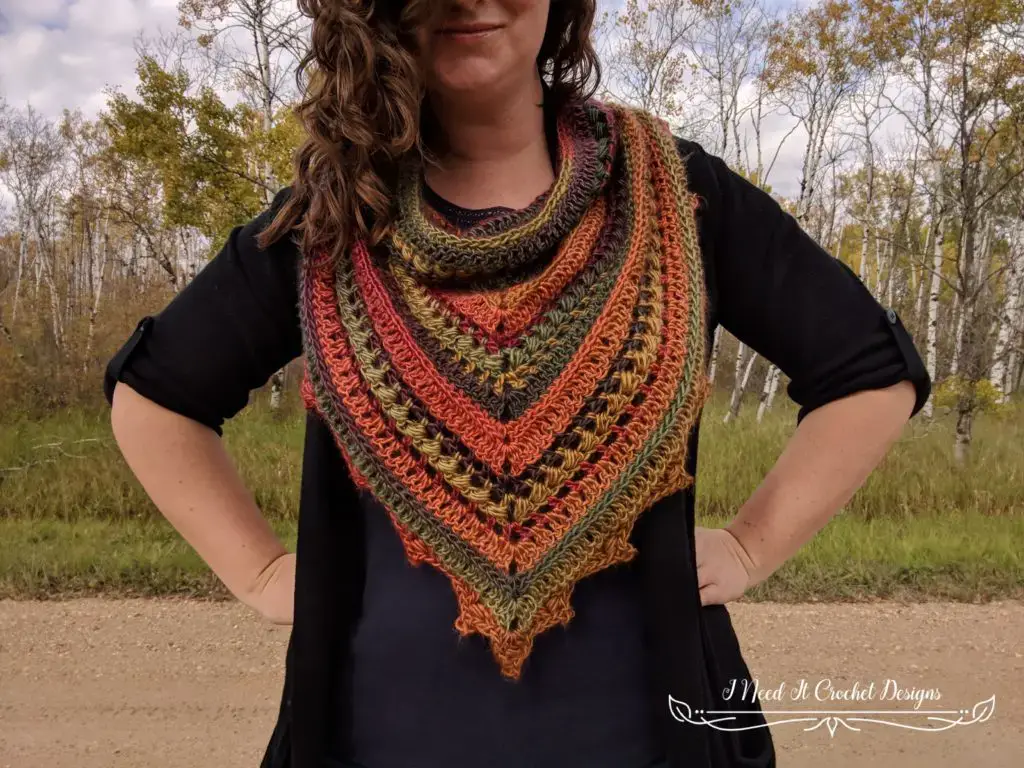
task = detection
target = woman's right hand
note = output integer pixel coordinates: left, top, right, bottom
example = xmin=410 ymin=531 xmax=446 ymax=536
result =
xmin=245 ymin=552 xmax=296 ymax=625
xmin=110 ymin=384 xmax=296 ymax=627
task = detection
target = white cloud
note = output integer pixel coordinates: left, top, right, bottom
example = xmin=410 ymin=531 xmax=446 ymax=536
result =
xmin=2 ymin=0 xmax=70 ymax=28
xmin=0 ymin=0 xmax=179 ymax=117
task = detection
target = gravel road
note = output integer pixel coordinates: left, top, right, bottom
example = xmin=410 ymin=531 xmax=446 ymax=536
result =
xmin=1 ymin=599 xmax=1021 ymax=768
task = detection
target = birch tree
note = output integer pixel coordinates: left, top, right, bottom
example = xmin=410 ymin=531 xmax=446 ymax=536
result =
xmin=688 ymin=0 xmax=768 ymax=165
xmin=864 ymin=0 xmax=957 ymax=418
xmin=61 ymin=110 xmax=113 ymax=367
xmin=941 ymin=1 xmax=1023 ymax=463
xmin=178 ymin=0 xmax=306 ymax=205
xmin=178 ymin=0 xmax=307 ymax=408
xmin=602 ymin=0 xmax=707 ymax=135
xmin=845 ymin=70 xmax=892 ymax=290
xmin=756 ymin=0 xmax=870 ymax=420
xmin=103 ymin=57 xmax=259 ymax=291
xmin=765 ymin=0 xmax=870 ymax=223
xmin=0 ymin=106 xmax=67 ymax=350
xmin=990 ymin=217 xmax=1024 ymax=400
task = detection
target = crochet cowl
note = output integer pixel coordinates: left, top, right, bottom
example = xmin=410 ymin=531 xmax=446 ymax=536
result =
xmin=299 ymin=100 xmax=711 ymax=680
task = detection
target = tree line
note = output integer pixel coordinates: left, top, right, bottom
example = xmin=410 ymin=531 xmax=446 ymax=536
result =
xmin=1 ymin=0 xmax=1022 ymax=464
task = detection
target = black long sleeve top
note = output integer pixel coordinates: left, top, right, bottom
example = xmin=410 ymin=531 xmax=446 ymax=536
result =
xmin=103 ymin=138 xmax=931 ymax=768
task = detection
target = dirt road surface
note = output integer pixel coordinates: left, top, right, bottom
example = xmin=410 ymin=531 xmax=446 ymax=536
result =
xmin=1 ymin=599 xmax=1021 ymax=768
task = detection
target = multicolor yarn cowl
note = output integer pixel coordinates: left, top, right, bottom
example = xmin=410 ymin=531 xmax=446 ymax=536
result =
xmin=298 ymin=100 xmax=711 ymax=680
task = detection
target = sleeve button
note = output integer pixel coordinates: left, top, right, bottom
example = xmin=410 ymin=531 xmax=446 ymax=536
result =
xmin=886 ymin=308 xmax=898 ymax=324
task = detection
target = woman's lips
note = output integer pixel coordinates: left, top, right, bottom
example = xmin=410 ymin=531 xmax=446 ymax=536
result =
xmin=436 ymin=23 xmax=503 ymax=40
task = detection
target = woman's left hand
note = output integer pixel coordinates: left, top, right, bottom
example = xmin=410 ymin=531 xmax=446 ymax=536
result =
xmin=694 ymin=527 xmax=759 ymax=606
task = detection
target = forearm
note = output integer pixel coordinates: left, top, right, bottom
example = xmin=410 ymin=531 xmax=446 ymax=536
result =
xmin=725 ymin=379 xmax=917 ymax=585
xmin=110 ymin=381 xmax=288 ymax=605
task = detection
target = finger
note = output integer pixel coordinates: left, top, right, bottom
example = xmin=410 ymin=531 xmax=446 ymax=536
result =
xmin=696 ymin=562 xmax=714 ymax=589
xmin=700 ymin=583 xmax=725 ymax=606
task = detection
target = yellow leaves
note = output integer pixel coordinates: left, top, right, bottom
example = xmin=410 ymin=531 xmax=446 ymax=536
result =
xmin=865 ymin=0 xmax=1024 ymax=79
xmin=934 ymin=376 xmax=1008 ymax=415
xmin=605 ymin=0 xmax=710 ymax=121
xmin=764 ymin=0 xmax=868 ymax=92
xmin=177 ymin=0 xmax=231 ymax=26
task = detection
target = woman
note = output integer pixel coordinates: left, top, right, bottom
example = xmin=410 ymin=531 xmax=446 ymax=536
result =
xmin=104 ymin=1 xmax=931 ymax=767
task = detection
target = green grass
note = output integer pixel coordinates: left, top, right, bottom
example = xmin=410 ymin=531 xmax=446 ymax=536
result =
xmin=695 ymin=393 xmax=1024 ymax=520
xmin=0 ymin=516 xmax=297 ymax=600
xmin=715 ymin=510 xmax=1024 ymax=602
xmin=1 ymin=391 xmax=1022 ymax=600
xmin=1 ymin=510 xmax=1018 ymax=601
xmin=0 ymin=398 xmax=307 ymax=522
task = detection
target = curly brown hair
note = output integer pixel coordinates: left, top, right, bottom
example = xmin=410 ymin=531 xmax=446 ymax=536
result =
xmin=256 ymin=0 xmax=600 ymax=263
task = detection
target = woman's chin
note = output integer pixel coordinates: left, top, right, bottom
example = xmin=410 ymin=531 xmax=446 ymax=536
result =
xmin=429 ymin=67 xmax=507 ymax=102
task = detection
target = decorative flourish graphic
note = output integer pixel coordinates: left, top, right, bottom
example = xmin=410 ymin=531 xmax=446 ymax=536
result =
xmin=668 ymin=694 xmax=996 ymax=738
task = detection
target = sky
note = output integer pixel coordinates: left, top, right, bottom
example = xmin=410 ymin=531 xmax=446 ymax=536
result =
xmin=0 ymin=0 xmax=812 ymax=197
xmin=0 ymin=0 xmax=182 ymax=118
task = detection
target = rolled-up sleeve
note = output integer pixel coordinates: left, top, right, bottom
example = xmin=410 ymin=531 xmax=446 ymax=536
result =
xmin=103 ymin=187 xmax=304 ymax=435
xmin=682 ymin=141 xmax=931 ymax=424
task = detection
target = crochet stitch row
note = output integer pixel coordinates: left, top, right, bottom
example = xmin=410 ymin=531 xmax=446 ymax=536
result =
xmin=299 ymin=100 xmax=711 ymax=679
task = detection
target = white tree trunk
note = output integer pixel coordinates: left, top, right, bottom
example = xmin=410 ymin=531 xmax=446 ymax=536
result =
xmin=913 ymin=256 xmax=926 ymax=324
xmin=708 ymin=325 xmax=723 ymax=384
xmin=83 ymin=210 xmax=110 ymax=368
xmin=35 ymin=216 xmax=64 ymax=353
xmin=12 ymin=223 xmax=28 ymax=326
xmin=255 ymin=16 xmax=287 ymax=409
xmin=724 ymin=343 xmax=757 ymax=425
xmin=859 ymin=222 xmax=870 ymax=283
xmin=922 ymin=215 xmax=944 ymax=418
xmin=740 ymin=349 xmax=757 ymax=390
xmin=950 ymin=291 xmax=964 ymax=377
xmin=756 ymin=364 xmax=780 ymax=423
xmin=951 ymin=220 xmax=990 ymax=379
xmin=1006 ymin=289 xmax=1024 ymax=398
xmin=832 ymin=224 xmax=846 ymax=261
xmin=258 ymin=19 xmax=278 ymax=204
xmin=859 ymin=134 xmax=874 ymax=284
xmin=269 ymin=369 xmax=286 ymax=409
xmin=873 ymin=233 xmax=884 ymax=297
xmin=885 ymin=244 xmax=896 ymax=307
xmin=989 ymin=227 xmax=1021 ymax=400
xmin=724 ymin=342 xmax=746 ymax=424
